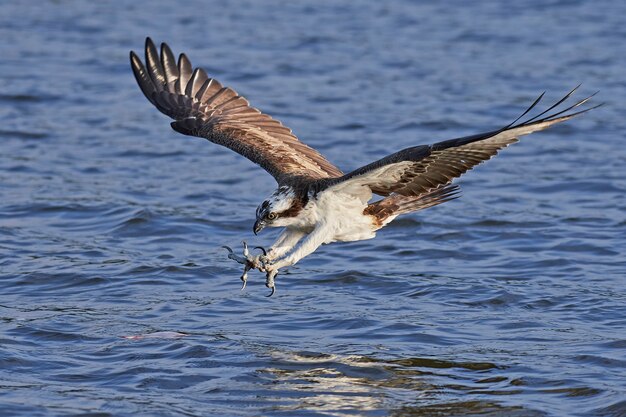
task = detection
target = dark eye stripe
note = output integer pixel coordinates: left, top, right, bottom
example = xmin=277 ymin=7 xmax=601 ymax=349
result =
xmin=257 ymin=201 xmax=270 ymax=218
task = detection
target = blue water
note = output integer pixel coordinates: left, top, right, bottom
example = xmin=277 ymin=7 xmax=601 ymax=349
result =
xmin=1 ymin=1 xmax=625 ymax=416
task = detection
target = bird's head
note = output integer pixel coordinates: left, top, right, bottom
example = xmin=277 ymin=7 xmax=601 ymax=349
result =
xmin=254 ymin=186 xmax=304 ymax=234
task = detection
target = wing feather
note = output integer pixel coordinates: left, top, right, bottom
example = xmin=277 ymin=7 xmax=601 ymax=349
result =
xmin=145 ymin=40 xmax=165 ymax=90
xmin=130 ymin=38 xmax=343 ymax=184
xmin=176 ymin=53 xmax=193 ymax=95
xmin=320 ymin=89 xmax=599 ymax=197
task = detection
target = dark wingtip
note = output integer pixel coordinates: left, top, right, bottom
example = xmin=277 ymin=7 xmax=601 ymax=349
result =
xmin=553 ymin=101 xmax=604 ymax=120
xmin=505 ymin=84 xmax=600 ymax=129
xmin=144 ymin=37 xmax=157 ymax=61
xmin=129 ymin=50 xmax=141 ymax=72
xmin=504 ymin=91 xmax=545 ymax=129
xmin=129 ymin=48 xmax=159 ymax=106
xmin=540 ymin=90 xmax=600 ymax=123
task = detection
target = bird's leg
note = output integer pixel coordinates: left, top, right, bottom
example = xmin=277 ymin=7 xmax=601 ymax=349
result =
xmin=255 ymin=229 xmax=306 ymax=297
xmin=222 ymin=241 xmax=265 ymax=290
xmin=263 ymin=226 xmax=330 ymax=297
xmin=265 ymin=268 xmax=278 ymax=297
xmin=222 ymin=229 xmax=307 ymax=295
xmin=260 ymin=228 xmax=306 ymax=267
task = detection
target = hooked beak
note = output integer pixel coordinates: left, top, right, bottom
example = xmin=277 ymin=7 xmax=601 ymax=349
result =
xmin=253 ymin=219 xmax=266 ymax=235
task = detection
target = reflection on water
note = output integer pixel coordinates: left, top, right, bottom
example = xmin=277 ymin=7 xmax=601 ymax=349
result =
xmin=391 ymin=402 xmax=544 ymax=417
xmin=258 ymin=349 xmax=543 ymax=416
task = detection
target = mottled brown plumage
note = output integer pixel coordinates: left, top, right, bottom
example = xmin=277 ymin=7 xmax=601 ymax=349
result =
xmin=364 ymin=185 xmax=461 ymax=227
xmin=130 ymin=38 xmax=343 ymax=186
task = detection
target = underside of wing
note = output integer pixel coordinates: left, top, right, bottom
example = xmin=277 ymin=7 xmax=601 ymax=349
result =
xmin=319 ymin=87 xmax=600 ymax=198
xmin=130 ymin=38 xmax=343 ymax=184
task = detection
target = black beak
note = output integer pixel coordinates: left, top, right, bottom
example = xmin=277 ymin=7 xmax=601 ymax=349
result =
xmin=253 ymin=219 xmax=265 ymax=235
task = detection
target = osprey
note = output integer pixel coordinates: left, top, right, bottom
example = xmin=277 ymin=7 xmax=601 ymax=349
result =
xmin=130 ymin=38 xmax=599 ymax=296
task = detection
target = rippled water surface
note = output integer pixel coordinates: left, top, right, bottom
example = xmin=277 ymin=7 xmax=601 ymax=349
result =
xmin=1 ymin=1 xmax=625 ymax=416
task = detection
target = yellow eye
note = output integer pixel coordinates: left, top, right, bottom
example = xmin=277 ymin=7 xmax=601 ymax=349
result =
xmin=267 ymin=212 xmax=277 ymax=220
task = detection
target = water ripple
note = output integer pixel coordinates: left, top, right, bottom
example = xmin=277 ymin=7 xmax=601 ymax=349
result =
xmin=1 ymin=1 xmax=625 ymax=416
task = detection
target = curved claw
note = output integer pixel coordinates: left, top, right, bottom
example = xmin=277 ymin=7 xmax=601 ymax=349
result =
xmin=265 ymin=268 xmax=277 ymax=297
xmin=223 ymin=245 xmax=245 ymax=264
xmin=240 ymin=262 xmax=250 ymax=291
xmin=254 ymin=247 xmax=272 ymax=272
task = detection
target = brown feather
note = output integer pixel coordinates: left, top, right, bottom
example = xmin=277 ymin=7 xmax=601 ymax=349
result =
xmin=279 ymin=189 xmax=309 ymax=218
xmin=130 ymin=38 xmax=343 ymax=185
xmin=365 ymin=185 xmax=460 ymax=228
xmin=320 ymin=88 xmax=598 ymax=198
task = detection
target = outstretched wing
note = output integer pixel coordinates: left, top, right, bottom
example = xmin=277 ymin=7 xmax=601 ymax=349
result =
xmin=317 ymin=87 xmax=600 ymax=197
xmin=130 ymin=38 xmax=343 ymax=185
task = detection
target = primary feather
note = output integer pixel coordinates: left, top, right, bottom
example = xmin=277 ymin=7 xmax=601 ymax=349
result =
xmin=130 ymin=38 xmax=343 ymax=185
xmin=317 ymin=86 xmax=600 ymax=198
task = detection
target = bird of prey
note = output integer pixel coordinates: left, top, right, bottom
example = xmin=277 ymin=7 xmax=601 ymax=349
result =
xmin=130 ymin=38 xmax=599 ymax=296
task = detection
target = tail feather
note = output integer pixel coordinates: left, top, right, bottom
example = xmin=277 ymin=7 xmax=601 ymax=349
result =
xmin=365 ymin=184 xmax=460 ymax=228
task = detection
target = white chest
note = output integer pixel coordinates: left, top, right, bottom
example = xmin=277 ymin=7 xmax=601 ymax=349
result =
xmin=293 ymin=189 xmax=377 ymax=243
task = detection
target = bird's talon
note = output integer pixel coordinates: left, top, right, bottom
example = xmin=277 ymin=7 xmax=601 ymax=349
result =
xmin=225 ymin=242 xmax=272 ymax=290
xmin=264 ymin=269 xmax=278 ymax=297
xmin=240 ymin=264 xmax=250 ymax=291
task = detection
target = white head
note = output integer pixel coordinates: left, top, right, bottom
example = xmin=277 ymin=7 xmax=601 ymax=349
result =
xmin=253 ymin=186 xmax=303 ymax=234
